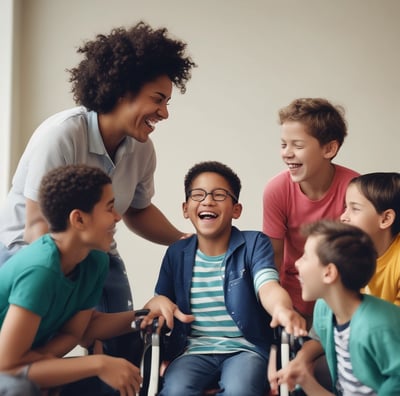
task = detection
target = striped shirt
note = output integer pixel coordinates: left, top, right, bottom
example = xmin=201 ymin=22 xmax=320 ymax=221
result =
xmin=335 ymin=321 xmax=376 ymax=396
xmin=186 ymin=249 xmax=278 ymax=355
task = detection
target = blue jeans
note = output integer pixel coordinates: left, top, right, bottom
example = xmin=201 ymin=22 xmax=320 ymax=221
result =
xmin=159 ymin=351 xmax=268 ymax=396
xmin=95 ymin=253 xmax=143 ymax=363
xmin=100 ymin=253 xmax=133 ymax=312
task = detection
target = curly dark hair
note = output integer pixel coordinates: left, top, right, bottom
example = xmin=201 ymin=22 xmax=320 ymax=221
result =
xmin=184 ymin=161 xmax=242 ymax=202
xmin=68 ymin=21 xmax=196 ymax=113
xmin=39 ymin=165 xmax=112 ymax=232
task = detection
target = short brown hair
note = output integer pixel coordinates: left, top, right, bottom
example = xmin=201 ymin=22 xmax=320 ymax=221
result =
xmin=279 ymin=98 xmax=347 ymax=148
xmin=301 ymin=220 xmax=376 ymax=292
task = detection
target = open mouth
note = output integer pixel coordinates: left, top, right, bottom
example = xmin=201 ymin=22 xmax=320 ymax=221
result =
xmin=198 ymin=211 xmax=218 ymax=220
xmin=145 ymin=118 xmax=159 ymax=130
xmin=287 ymin=163 xmax=302 ymax=170
xmin=108 ymin=227 xmax=116 ymax=237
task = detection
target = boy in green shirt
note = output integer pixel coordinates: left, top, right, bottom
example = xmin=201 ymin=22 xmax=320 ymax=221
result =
xmin=271 ymin=220 xmax=400 ymax=395
xmin=0 ymin=165 xmax=140 ymax=395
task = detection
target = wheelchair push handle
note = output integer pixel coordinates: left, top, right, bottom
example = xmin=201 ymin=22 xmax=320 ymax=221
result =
xmin=131 ymin=309 xmax=152 ymax=331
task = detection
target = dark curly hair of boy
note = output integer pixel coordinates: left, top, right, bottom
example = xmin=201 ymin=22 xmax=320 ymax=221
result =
xmin=39 ymin=165 xmax=112 ymax=233
xmin=68 ymin=21 xmax=197 ymax=113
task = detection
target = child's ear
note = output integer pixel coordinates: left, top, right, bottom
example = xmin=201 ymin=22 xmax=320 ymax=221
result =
xmin=322 ymin=263 xmax=338 ymax=284
xmin=380 ymin=209 xmax=395 ymax=230
xmin=70 ymin=209 xmax=85 ymax=229
xmin=182 ymin=202 xmax=189 ymax=219
xmin=232 ymin=203 xmax=243 ymax=219
xmin=323 ymin=140 xmax=339 ymax=160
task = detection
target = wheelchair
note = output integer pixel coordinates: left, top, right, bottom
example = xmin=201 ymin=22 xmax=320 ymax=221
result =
xmin=132 ymin=310 xmax=306 ymax=396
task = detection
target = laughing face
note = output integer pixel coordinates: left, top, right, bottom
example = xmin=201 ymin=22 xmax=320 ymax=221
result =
xmin=280 ymin=121 xmax=334 ymax=184
xmin=80 ymin=184 xmax=122 ymax=252
xmin=340 ymin=183 xmax=382 ymax=238
xmin=110 ymin=74 xmax=172 ymax=143
xmin=295 ymin=235 xmax=326 ymax=301
xmin=182 ymin=172 xmax=242 ymax=242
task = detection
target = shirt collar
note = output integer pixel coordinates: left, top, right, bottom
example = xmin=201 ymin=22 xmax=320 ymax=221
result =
xmin=87 ymin=110 xmax=137 ymax=157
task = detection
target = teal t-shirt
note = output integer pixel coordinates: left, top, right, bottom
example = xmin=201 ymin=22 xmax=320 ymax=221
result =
xmin=0 ymin=234 xmax=109 ymax=347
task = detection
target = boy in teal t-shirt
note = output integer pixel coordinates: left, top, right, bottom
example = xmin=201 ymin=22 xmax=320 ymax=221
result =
xmin=0 ymin=165 xmax=143 ymax=395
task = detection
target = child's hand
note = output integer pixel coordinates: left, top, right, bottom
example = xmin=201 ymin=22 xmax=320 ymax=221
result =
xmin=272 ymin=355 xmax=333 ymax=396
xmin=270 ymin=307 xmax=307 ymax=337
xmin=96 ymin=355 xmax=142 ymax=395
xmin=141 ymin=295 xmax=195 ymax=330
xmin=271 ymin=355 xmax=310 ymax=393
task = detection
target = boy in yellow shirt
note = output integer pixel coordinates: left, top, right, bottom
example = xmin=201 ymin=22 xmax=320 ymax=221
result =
xmin=341 ymin=172 xmax=400 ymax=305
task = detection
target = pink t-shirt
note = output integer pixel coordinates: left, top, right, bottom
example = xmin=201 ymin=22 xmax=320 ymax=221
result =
xmin=263 ymin=164 xmax=359 ymax=316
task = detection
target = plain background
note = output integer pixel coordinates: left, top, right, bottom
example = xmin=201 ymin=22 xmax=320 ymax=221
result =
xmin=1 ymin=0 xmax=399 ymax=307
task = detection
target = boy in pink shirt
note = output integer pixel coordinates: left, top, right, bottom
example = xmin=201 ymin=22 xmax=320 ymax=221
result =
xmin=263 ymin=98 xmax=359 ymax=327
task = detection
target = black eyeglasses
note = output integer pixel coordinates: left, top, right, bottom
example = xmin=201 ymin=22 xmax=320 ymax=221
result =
xmin=187 ymin=188 xmax=238 ymax=203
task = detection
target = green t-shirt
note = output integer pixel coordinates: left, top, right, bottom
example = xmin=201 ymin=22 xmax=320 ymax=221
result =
xmin=0 ymin=234 xmax=109 ymax=347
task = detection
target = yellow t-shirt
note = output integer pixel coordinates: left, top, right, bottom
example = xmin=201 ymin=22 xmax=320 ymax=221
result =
xmin=364 ymin=234 xmax=400 ymax=306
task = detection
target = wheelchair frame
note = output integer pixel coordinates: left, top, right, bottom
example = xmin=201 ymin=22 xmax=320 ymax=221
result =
xmin=132 ymin=311 xmax=304 ymax=396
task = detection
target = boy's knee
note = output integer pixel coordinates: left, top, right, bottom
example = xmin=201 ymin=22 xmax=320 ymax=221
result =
xmin=221 ymin=382 xmax=266 ymax=396
xmin=159 ymin=381 xmax=202 ymax=396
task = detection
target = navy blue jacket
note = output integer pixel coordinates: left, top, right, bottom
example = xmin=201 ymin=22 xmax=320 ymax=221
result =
xmin=155 ymin=226 xmax=277 ymax=361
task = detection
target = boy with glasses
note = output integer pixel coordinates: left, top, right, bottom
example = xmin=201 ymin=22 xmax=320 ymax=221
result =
xmin=144 ymin=161 xmax=307 ymax=396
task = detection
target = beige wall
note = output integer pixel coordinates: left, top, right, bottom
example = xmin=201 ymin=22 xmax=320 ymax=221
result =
xmin=2 ymin=0 xmax=400 ymax=307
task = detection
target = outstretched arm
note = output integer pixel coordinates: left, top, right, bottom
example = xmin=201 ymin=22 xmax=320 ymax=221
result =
xmin=269 ymin=238 xmax=284 ymax=272
xmin=258 ymin=281 xmax=307 ymax=337
xmin=123 ymin=204 xmax=186 ymax=245
xmin=81 ymin=302 xmax=194 ymax=349
xmin=80 ymin=310 xmax=136 ymax=348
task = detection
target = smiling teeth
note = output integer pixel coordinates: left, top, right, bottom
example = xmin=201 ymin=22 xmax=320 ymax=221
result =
xmin=146 ymin=119 xmax=158 ymax=128
xmin=288 ymin=164 xmax=301 ymax=169
xmin=199 ymin=212 xmax=217 ymax=219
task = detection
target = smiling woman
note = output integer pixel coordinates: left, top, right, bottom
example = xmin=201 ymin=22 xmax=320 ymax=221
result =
xmin=0 ymin=20 xmax=196 ymax=395
xmin=98 ymin=74 xmax=173 ymax=152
